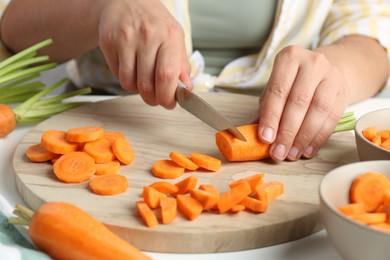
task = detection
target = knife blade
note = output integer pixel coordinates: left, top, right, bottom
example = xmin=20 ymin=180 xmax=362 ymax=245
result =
xmin=175 ymin=81 xmax=247 ymax=142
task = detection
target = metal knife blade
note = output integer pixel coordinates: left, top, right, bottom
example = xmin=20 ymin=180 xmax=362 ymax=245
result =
xmin=175 ymin=81 xmax=247 ymax=142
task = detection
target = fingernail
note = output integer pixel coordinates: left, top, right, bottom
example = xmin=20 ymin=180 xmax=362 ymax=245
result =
xmin=261 ymin=127 xmax=274 ymax=143
xmin=273 ymin=143 xmax=286 ymax=160
xmin=303 ymin=146 xmax=314 ymax=157
xmin=288 ymin=146 xmax=299 ymax=160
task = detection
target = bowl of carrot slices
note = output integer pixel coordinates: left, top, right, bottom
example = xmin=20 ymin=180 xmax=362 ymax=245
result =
xmin=354 ymin=108 xmax=390 ymax=161
xmin=319 ymin=160 xmax=390 ymax=260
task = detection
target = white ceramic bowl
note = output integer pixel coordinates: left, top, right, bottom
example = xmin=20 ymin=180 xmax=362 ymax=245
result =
xmin=354 ymin=108 xmax=390 ymax=161
xmin=319 ymin=160 xmax=390 ymax=260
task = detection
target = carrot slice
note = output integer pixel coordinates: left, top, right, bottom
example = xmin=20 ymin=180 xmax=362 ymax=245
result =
xmin=0 ymin=103 xmax=16 ymax=138
xmin=189 ymin=189 xmax=219 ymax=211
xmin=215 ymin=124 xmax=270 ymax=161
xmin=255 ymin=181 xmax=284 ymax=203
xmin=95 ymin=160 xmax=120 ymax=175
xmin=151 ymin=160 xmax=185 ymax=179
xmin=89 ymin=174 xmax=128 ymax=196
xmin=112 ymin=138 xmax=134 ymax=165
xmin=229 ymin=173 xmax=265 ymax=192
xmin=41 ymin=130 xmax=79 ymax=154
xmin=169 ymin=151 xmax=199 ymax=171
xmin=338 ymin=202 xmax=367 ymax=216
xmin=349 ymin=171 xmax=390 ymax=212
xmin=136 ymin=201 xmax=159 ymax=228
xmin=190 ymin=153 xmax=221 ymax=172
xmin=350 ymin=213 xmax=387 ymax=225
xmin=372 ymin=135 xmax=382 ymax=146
xmin=381 ymin=137 xmax=390 ymax=150
xmin=240 ymin=196 xmax=268 ymax=213
xmin=217 ymin=180 xmax=252 ymax=214
xmin=83 ymin=138 xmax=115 ymax=163
xmin=66 ymin=126 xmax=104 ymax=143
xmin=25 ymin=143 xmax=58 ymax=162
xmin=377 ymin=130 xmax=390 ymax=142
xmin=176 ymin=195 xmax=203 ymax=220
xmin=160 ymin=196 xmax=177 ymax=224
xmin=149 ymin=181 xmax=179 ymax=195
xmin=362 ymin=126 xmax=377 ymax=142
xmin=103 ymin=132 xmax=127 ymax=144
xmin=53 ymin=151 xmax=96 ymax=183
xmin=142 ymin=186 xmax=166 ymax=209
xmin=173 ymin=176 xmax=198 ymax=196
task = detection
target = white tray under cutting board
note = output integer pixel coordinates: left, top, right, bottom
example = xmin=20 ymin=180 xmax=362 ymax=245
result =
xmin=12 ymin=92 xmax=359 ymax=253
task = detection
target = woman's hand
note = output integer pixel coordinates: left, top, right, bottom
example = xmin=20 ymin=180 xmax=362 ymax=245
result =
xmin=97 ymin=0 xmax=191 ymax=109
xmin=254 ymin=45 xmax=350 ymax=161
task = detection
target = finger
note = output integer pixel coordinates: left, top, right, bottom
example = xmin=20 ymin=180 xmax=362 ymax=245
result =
xmin=117 ymin=47 xmax=138 ymax=93
xmin=257 ymin=47 xmax=300 ymax=144
xmin=100 ymin=41 xmax=120 ymax=80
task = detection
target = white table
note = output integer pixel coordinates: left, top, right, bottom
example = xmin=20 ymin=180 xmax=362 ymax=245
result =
xmin=1 ymin=96 xmax=389 ymax=260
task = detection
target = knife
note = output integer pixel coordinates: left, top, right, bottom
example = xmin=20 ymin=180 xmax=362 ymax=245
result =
xmin=175 ymin=81 xmax=247 ymax=142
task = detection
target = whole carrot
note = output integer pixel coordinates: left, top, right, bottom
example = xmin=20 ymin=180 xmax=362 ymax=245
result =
xmin=9 ymin=202 xmax=151 ymax=260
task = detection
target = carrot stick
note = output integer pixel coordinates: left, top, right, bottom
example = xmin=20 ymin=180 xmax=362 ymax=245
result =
xmin=160 ymin=196 xmax=177 ymax=224
xmin=215 ymin=124 xmax=270 ymax=161
xmin=229 ymin=173 xmax=265 ymax=192
xmin=350 ymin=213 xmax=387 ymax=225
xmin=173 ymin=176 xmax=198 ymax=196
xmin=337 ymin=202 xmax=367 ymax=216
xmin=25 ymin=143 xmax=58 ymax=162
xmin=10 ymin=202 xmax=151 ymax=259
xmin=190 ymin=152 xmax=221 ymax=172
xmin=176 ymin=195 xmax=203 ymax=220
xmin=0 ymin=103 xmax=16 ymax=138
xmin=66 ymin=125 xmax=104 ymax=143
xmin=112 ymin=138 xmax=134 ymax=165
xmin=136 ymin=201 xmax=159 ymax=228
xmin=53 ymin=151 xmax=96 ymax=183
xmin=362 ymin=126 xmax=377 ymax=142
xmin=149 ymin=181 xmax=179 ymax=195
xmin=89 ymin=174 xmax=128 ymax=196
xmin=151 ymin=159 xmax=185 ymax=179
xmin=254 ymin=181 xmax=284 ymax=203
xmin=199 ymin=184 xmax=220 ymax=196
xmin=142 ymin=186 xmax=166 ymax=209
xmin=189 ymin=189 xmax=219 ymax=211
xmin=83 ymin=138 xmax=116 ymax=163
xmin=217 ymin=180 xmax=252 ymax=214
xmin=349 ymin=171 xmax=390 ymax=212
xmin=95 ymin=160 xmax=121 ymax=175
xmin=169 ymin=151 xmax=199 ymax=171
xmin=230 ymin=204 xmax=246 ymax=213
xmin=41 ymin=130 xmax=79 ymax=154
xmin=240 ymin=196 xmax=268 ymax=213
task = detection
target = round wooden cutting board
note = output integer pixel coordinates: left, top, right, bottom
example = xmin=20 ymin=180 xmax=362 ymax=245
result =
xmin=13 ymin=92 xmax=359 ymax=253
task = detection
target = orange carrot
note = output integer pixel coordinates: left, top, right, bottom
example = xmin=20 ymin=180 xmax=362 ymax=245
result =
xmin=66 ymin=125 xmax=104 ymax=143
xmin=0 ymin=104 xmax=16 ymax=138
xmin=190 ymin=152 xmax=221 ymax=172
xmin=337 ymin=202 xmax=367 ymax=216
xmin=217 ymin=180 xmax=252 ymax=214
xmin=151 ymin=159 xmax=185 ymax=179
xmin=215 ymin=124 xmax=270 ymax=161
xmin=176 ymin=195 xmax=203 ymax=220
xmin=169 ymin=151 xmax=199 ymax=171
xmin=240 ymin=196 xmax=268 ymax=213
xmin=83 ymin=138 xmax=115 ymax=163
xmin=230 ymin=204 xmax=246 ymax=213
xmin=89 ymin=174 xmax=128 ymax=196
xmin=53 ymin=151 xmax=96 ymax=183
xmin=350 ymin=213 xmax=387 ymax=225
xmin=372 ymin=135 xmax=382 ymax=146
xmin=199 ymin=184 xmax=220 ymax=196
xmin=41 ymin=130 xmax=79 ymax=154
xmin=142 ymin=186 xmax=166 ymax=209
xmin=112 ymin=138 xmax=134 ymax=165
xmin=25 ymin=143 xmax=58 ymax=163
xmin=160 ymin=196 xmax=177 ymax=224
xmin=349 ymin=171 xmax=390 ymax=212
xmin=381 ymin=137 xmax=390 ymax=150
xmin=229 ymin=173 xmax=265 ymax=192
xmin=189 ymin=189 xmax=219 ymax=211
xmin=377 ymin=130 xmax=390 ymax=142
xmin=174 ymin=176 xmax=198 ymax=196
xmin=11 ymin=202 xmax=151 ymax=259
xmin=255 ymin=181 xmax=284 ymax=203
xmin=136 ymin=201 xmax=159 ymax=228
xmin=95 ymin=160 xmax=121 ymax=175
xmin=362 ymin=126 xmax=377 ymax=142
xmin=149 ymin=181 xmax=179 ymax=195
xmin=103 ymin=131 xmax=127 ymax=144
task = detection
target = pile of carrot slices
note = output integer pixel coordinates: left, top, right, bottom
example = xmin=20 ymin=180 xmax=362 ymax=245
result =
xmin=362 ymin=126 xmax=390 ymax=150
xmin=136 ymin=173 xmax=284 ymax=228
xmin=25 ymin=126 xmax=134 ymax=196
xmin=337 ymin=171 xmax=390 ymax=233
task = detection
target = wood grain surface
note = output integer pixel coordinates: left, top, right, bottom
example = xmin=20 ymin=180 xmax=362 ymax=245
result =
xmin=12 ymin=92 xmax=359 ymax=253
